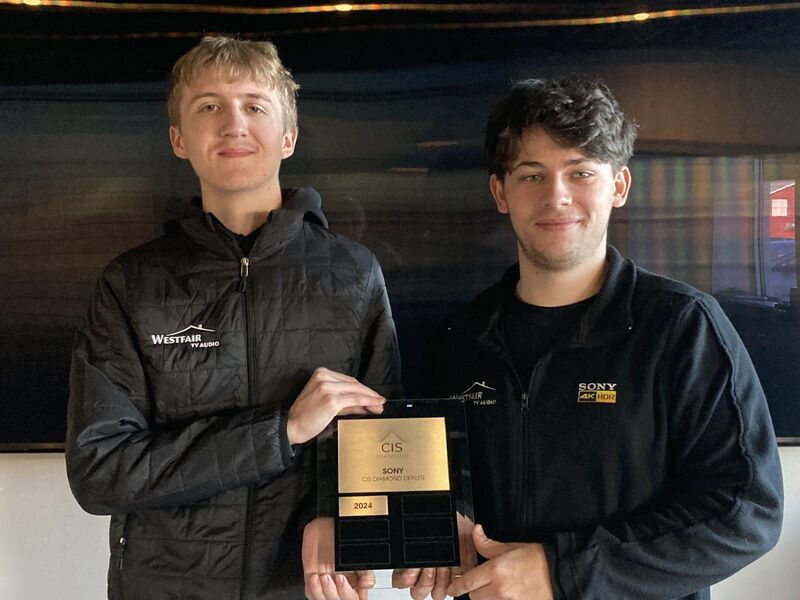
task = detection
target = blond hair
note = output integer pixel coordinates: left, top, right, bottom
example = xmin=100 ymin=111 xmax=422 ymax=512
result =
xmin=168 ymin=36 xmax=299 ymax=131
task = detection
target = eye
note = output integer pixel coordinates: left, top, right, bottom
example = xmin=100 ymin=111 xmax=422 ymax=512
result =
xmin=573 ymin=170 xmax=594 ymax=179
xmin=200 ymin=104 xmax=220 ymax=113
xmin=521 ymin=174 xmax=543 ymax=183
xmin=247 ymin=105 xmax=267 ymax=114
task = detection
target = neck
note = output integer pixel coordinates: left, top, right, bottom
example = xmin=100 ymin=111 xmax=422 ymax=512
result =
xmin=201 ymin=184 xmax=282 ymax=235
xmin=516 ymin=249 xmax=607 ymax=307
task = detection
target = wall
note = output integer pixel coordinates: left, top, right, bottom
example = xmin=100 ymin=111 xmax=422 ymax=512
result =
xmin=1 ymin=449 xmax=798 ymax=600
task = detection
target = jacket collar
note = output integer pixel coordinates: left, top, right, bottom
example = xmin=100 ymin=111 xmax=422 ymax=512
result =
xmin=166 ymin=187 xmax=328 ymax=258
xmin=280 ymin=187 xmax=328 ymax=228
xmin=449 ymin=246 xmax=636 ymax=351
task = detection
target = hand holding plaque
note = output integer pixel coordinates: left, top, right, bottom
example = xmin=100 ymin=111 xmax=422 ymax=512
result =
xmin=302 ymin=517 xmax=375 ymax=600
xmin=288 ymin=367 xmax=385 ymax=445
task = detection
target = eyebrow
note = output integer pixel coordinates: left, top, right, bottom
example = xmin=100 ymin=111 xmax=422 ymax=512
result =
xmin=187 ymin=92 xmax=274 ymax=105
xmin=511 ymin=157 xmax=597 ymax=171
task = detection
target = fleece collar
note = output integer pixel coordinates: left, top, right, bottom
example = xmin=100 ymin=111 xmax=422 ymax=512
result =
xmin=449 ymin=246 xmax=636 ymax=353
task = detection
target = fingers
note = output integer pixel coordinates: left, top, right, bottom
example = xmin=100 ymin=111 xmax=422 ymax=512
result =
xmin=341 ymin=570 xmax=376 ymax=592
xmin=338 ymin=404 xmax=384 ymax=416
xmin=431 ymin=567 xmax=451 ymax=600
xmin=288 ymin=370 xmax=385 ymax=444
xmin=318 ymin=380 xmax=384 ymax=402
xmin=304 ymin=368 xmax=384 ymax=408
xmin=311 ymin=367 xmax=359 ymax=383
xmin=305 ymin=573 xmax=326 ymax=600
xmin=447 ymin=561 xmax=493 ymax=598
xmin=310 ymin=367 xmax=382 ymax=393
xmin=395 ymin=567 xmax=450 ymax=600
xmin=307 ymin=378 xmax=385 ymax=414
xmin=302 ymin=518 xmax=335 ymax=577
xmin=392 ymin=566 xmax=452 ymax=599
xmin=355 ymin=570 xmax=376 ymax=589
xmin=392 ymin=568 xmax=420 ymax=589
xmin=472 ymin=523 xmax=508 ymax=560
xmin=319 ymin=385 xmax=385 ymax=420
xmin=348 ymin=570 xmax=375 ymax=600
xmin=305 ymin=573 xmax=360 ymax=600
xmin=410 ymin=567 xmax=436 ymax=600
xmin=364 ymin=402 xmax=386 ymax=414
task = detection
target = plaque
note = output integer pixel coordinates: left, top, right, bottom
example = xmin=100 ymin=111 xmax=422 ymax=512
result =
xmin=316 ymin=398 xmax=476 ymax=575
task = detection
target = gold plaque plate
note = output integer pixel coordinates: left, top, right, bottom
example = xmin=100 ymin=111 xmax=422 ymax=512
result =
xmin=338 ymin=495 xmax=389 ymax=517
xmin=338 ymin=417 xmax=450 ymax=494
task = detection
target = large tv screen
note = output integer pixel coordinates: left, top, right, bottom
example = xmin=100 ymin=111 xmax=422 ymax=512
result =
xmin=2 ymin=14 xmax=800 ymax=449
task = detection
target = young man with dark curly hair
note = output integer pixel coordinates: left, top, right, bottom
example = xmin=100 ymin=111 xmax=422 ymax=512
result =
xmin=418 ymin=77 xmax=783 ymax=600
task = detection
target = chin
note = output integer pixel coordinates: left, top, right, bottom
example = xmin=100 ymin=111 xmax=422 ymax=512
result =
xmin=523 ymin=244 xmax=591 ymax=271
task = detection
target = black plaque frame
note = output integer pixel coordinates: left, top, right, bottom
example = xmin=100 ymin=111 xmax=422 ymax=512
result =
xmin=317 ymin=398 xmax=475 ymax=573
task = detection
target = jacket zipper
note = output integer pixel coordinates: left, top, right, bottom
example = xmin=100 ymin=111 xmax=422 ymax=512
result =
xmin=521 ymin=354 xmax=555 ymax=529
xmin=497 ymin=347 xmax=552 ymax=532
xmin=520 ymin=364 xmax=534 ymax=531
xmin=482 ymin=340 xmax=533 ymax=529
xmin=112 ymin=513 xmax=130 ymax=600
xmin=117 ymin=536 xmax=127 ymax=570
xmin=239 ymin=256 xmax=256 ymax=600
xmin=239 ymin=257 xmax=249 ymax=292
xmin=506 ymin=357 xmax=528 ymax=412
xmin=448 ymin=328 xmax=536 ymax=529
xmin=522 ymin=361 xmax=538 ymax=412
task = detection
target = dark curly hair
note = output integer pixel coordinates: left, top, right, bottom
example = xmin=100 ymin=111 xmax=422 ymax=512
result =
xmin=485 ymin=76 xmax=637 ymax=179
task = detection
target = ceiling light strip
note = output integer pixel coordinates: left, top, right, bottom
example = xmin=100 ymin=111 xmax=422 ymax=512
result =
xmin=3 ymin=1 xmax=800 ymax=22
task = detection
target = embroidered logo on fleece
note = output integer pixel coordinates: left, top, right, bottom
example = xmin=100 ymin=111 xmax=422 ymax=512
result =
xmin=150 ymin=324 xmax=219 ymax=348
xmin=577 ymin=382 xmax=617 ymax=404
xmin=452 ymin=381 xmax=497 ymax=406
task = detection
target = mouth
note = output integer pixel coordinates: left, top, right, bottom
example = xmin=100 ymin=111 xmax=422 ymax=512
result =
xmin=218 ymin=147 xmax=255 ymax=158
xmin=536 ymin=218 xmax=581 ymax=232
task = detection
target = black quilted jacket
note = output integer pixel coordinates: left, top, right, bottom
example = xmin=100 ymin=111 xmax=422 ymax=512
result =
xmin=66 ymin=188 xmax=402 ymax=599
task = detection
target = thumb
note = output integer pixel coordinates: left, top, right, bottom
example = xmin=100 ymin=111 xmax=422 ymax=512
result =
xmin=472 ymin=524 xmax=508 ymax=560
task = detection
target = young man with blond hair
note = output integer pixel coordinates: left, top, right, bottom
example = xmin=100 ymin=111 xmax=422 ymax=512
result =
xmin=421 ymin=76 xmax=783 ymax=600
xmin=67 ymin=36 xmax=401 ymax=599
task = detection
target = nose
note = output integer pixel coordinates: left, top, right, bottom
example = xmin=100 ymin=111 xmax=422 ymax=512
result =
xmin=220 ymin=107 xmax=248 ymax=137
xmin=544 ymin=175 xmax=572 ymax=207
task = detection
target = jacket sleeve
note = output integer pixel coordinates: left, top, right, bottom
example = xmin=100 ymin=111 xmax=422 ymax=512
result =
xmin=545 ymin=298 xmax=784 ymax=600
xmin=356 ymin=254 xmax=403 ymax=399
xmin=66 ymin=261 xmax=294 ymax=515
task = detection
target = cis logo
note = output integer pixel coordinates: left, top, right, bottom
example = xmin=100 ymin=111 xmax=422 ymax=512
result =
xmin=379 ymin=430 xmax=406 ymax=453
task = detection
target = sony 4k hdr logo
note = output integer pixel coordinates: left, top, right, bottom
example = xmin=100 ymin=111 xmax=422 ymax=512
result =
xmin=150 ymin=324 xmax=219 ymax=349
xmin=577 ymin=382 xmax=617 ymax=404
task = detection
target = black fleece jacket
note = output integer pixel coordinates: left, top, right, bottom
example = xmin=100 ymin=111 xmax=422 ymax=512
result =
xmin=425 ymin=246 xmax=783 ymax=600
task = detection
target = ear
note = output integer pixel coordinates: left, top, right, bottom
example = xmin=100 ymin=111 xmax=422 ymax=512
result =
xmin=281 ymin=128 xmax=299 ymax=159
xmin=612 ymin=166 xmax=632 ymax=208
xmin=489 ymin=174 xmax=509 ymax=214
xmin=169 ymin=125 xmax=188 ymax=159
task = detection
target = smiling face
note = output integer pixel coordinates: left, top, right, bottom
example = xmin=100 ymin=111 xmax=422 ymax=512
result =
xmin=490 ymin=127 xmax=631 ymax=273
xmin=168 ymin=65 xmax=297 ymax=203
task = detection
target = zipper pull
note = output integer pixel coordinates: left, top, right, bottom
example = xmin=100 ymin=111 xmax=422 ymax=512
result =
xmin=117 ymin=537 xmax=127 ymax=570
xmin=521 ymin=392 xmax=529 ymax=412
xmin=239 ymin=257 xmax=249 ymax=292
